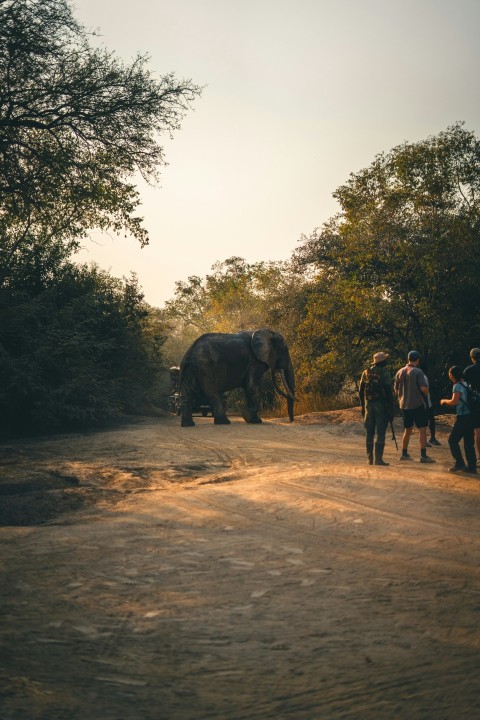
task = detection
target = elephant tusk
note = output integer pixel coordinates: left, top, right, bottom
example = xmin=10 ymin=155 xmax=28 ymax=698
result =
xmin=272 ymin=372 xmax=289 ymax=400
xmin=280 ymin=369 xmax=296 ymax=401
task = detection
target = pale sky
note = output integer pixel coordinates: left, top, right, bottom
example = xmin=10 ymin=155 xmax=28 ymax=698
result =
xmin=73 ymin=0 xmax=480 ymax=308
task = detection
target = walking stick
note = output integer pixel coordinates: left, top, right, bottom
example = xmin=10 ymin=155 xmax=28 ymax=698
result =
xmin=390 ymin=418 xmax=398 ymax=450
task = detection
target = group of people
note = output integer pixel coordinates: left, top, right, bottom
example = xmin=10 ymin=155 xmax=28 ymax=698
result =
xmin=359 ymin=347 xmax=480 ymax=474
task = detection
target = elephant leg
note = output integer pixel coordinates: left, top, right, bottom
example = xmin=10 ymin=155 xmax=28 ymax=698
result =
xmin=242 ymin=382 xmax=262 ymax=423
xmin=180 ymin=396 xmax=195 ymax=427
xmin=209 ymin=394 xmax=230 ymax=425
xmin=243 ymin=410 xmax=262 ymax=424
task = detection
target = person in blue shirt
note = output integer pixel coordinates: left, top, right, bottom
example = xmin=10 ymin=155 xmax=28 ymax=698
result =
xmin=440 ymin=366 xmax=477 ymax=474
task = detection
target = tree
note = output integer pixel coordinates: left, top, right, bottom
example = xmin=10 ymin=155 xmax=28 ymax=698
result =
xmin=0 ymin=0 xmax=202 ymax=286
xmin=161 ymin=257 xmax=307 ymax=364
xmin=295 ymin=123 xmax=480 ymax=398
xmin=0 ymin=258 xmax=167 ymax=434
xmin=0 ymin=0 xmax=199 ymax=434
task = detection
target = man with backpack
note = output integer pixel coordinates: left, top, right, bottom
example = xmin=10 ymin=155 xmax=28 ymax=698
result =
xmin=394 ymin=350 xmax=435 ymax=464
xmin=359 ymin=351 xmax=394 ymax=466
xmin=463 ymin=347 xmax=480 ymax=463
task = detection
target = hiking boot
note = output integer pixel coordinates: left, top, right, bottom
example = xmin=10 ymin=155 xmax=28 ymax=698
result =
xmin=420 ymin=455 xmax=435 ymax=464
xmin=464 ymin=466 xmax=478 ymax=475
xmin=374 ymin=442 xmax=389 ymax=466
xmin=400 ymin=453 xmax=413 ymax=461
xmin=449 ymin=464 xmax=466 ymax=473
xmin=429 ymin=438 xmax=441 ymax=446
xmin=426 ymin=441 xmax=432 ymax=447
xmin=366 ymin=442 xmax=374 ymax=466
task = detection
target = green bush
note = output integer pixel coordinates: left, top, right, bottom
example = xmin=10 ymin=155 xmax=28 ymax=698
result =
xmin=0 ymin=260 xmax=165 ymax=435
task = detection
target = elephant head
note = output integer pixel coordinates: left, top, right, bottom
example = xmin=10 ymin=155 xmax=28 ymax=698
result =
xmin=251 ymin=329 xmax=296 ymax=422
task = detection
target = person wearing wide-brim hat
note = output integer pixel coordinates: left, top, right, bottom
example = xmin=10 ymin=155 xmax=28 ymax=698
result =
xmin=359 ymin=351 xmax=394 ymax=466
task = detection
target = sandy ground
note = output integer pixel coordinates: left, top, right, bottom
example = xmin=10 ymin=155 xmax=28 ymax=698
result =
xmin=1 ymin=408 xmax=479 ymax=720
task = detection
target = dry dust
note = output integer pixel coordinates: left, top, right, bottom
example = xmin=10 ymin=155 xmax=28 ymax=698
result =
xmin=0 ymin=409 xmax=479 ymax=720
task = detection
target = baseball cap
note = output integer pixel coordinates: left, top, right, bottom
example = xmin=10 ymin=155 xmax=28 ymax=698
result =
xmin=408 ymin=350 xmax=421 ymax=362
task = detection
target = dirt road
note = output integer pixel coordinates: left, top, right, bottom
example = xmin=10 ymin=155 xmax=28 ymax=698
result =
xmin=1 ymin=411 xmax=479 ymax=720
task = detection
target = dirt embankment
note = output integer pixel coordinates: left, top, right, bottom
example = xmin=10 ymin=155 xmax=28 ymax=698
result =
xmin=1 ymin=409 xmax=479 ymax=720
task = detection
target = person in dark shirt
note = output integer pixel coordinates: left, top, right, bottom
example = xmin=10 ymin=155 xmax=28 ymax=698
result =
xmin=463 ymin=347 xmax=480 ymax=463
xmin=359 ymin=351 xmax=394 ymax=466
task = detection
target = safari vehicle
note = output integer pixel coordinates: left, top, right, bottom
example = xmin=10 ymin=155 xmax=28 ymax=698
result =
xmin=168 ymin=366 xmax=212 ymax=417
xmin=168 ymin=391 xmax=212 ymax=417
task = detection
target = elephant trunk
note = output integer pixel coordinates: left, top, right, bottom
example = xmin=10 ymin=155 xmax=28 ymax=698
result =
xmin=287 ymin=396 xmax=294 ymax=423
xmin=272 ymin=362 xmax=295 ymax=422
xmin=284 ymin=362 xmax=295 ymax=422
xmin=272 ymin=372 xmax=289 ymax=400
xmin=279 ymin=369 xmax=296 ymax=401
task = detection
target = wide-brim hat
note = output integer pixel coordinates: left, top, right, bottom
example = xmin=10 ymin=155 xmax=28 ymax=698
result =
xmin=373 ymin=352 xmax=389 ymax=364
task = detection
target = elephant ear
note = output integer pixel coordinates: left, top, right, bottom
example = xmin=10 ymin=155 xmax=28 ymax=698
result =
xmin=251 ymin=329 xmax=275 ymax=367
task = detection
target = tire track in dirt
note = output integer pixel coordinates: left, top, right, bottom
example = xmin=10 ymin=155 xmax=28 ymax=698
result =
xmin=276 ymin=478 xmax=480 ymax=536
xmin=2 ymin=416 xmax=480 ymax=719
xmin=164 ymin=485 xmax=480 ymax=576
xmin=153 ymin=421 xmax=480 ymax=573
xmin=182 ymin=435 xmax=249 ymax=469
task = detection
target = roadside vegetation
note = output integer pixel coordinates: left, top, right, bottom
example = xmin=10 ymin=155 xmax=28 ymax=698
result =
xmin=0 ymin=0 xmax=200 ymax=433
xmin=1 ymin=0 xmax=479 ymax=434
xmin=162 ymin=123 xmax=480 ymax=415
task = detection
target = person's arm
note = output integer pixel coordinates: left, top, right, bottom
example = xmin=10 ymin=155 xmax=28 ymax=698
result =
xmin=412 ymin=370 xmax=428 ymax=407
xmin=420 ymin=373 xmax=430 ymax=397
xmin=359 ymin=374 xmax=366 ymax=417
xmin=440 ymin=391 xmax=461 ymax=407
xmin=419 ymin=370 xmax=429 ymax=396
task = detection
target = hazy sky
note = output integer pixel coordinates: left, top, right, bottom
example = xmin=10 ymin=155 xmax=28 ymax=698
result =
xmin=73 ymin=0 xmax=480 ymax=308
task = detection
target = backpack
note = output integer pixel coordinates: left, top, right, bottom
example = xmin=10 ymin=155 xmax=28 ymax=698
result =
xmin=464 ymin=383 xmax=480 ymax=413
xmin=364 ymin=366 xmax=384 ymax=402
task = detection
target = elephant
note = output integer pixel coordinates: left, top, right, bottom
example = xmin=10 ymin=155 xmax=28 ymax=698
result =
xmin=179 ymin=329 xmax=296 ymax=427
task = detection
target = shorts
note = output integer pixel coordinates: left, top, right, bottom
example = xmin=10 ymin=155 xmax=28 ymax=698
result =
xmin=472 ymin=412 xmax=480 ymax=430
xmin=402 ymin=405 xmax=428 ymax=429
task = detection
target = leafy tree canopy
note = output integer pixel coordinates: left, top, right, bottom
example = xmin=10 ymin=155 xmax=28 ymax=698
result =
xmin=295 ymin=123 xmax=480 ymax=398
xmin=161 ymin=256 xmax=306 ymax=364
xmin=0 ymin=0 xmax=202 ymax=286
